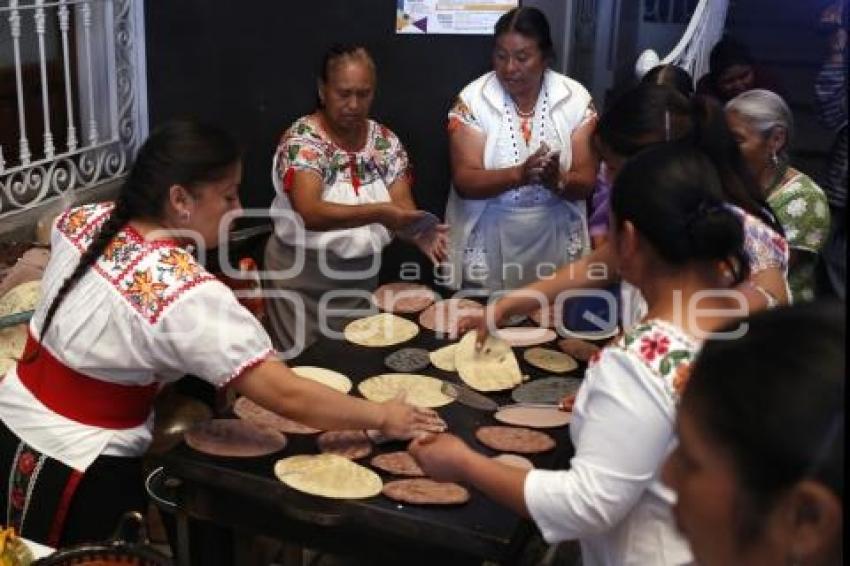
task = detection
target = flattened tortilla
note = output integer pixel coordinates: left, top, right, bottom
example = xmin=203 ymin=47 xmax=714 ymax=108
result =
xmin=455 ymin=331 xmax=523 ymax=392
xmin=344 ymin=313 xmax=419 ymax=347
xmin=358 ymin=373 xmax=453 ymax=408
xmin=275 ymin=454 xmax=382 ymax=499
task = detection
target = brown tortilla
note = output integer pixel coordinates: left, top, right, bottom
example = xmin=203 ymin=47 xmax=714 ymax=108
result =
xmin=417 ymin=298 xmax=483 ymax=336
xmin=492 ymin=453 xmax=535 ymax=470
xmin=558 ymin=337 xmax=601 ymax=363
xmin=373 ymin=282 xmax=437 ymax=313
xmin=382 ymin=478 xmax=470 ymax=505
xmin=233 ymin=396 xmax=320 ymax=434
xmin=370 ymin=451 xmax=425 ymax=477
xmin=317 ymin=430 xmax=372 ymax=460
xmin=475 ymin=425 xmax=555 ymax=454
xmin=184 ymin=419 xmax=287 ymax=457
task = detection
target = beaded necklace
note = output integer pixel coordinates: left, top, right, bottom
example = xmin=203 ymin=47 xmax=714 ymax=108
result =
xmin=505 ymin=88 xmax=548 ymax=159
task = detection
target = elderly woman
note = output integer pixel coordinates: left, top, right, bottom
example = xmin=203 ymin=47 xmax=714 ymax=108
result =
xmin=264 ymin=44 xmax=448 ymax=354
xmin=726 ymin=89 xmax=831 ymax=302
xmin=445 ymin=6 xmax=597 ymax=291
xmin=663 ymin=302 xmax=844 ymax=566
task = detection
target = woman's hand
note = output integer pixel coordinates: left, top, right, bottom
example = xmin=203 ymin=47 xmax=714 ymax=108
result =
xmin=408 ymin=433 xmax=474 ymax=483
xmin=517 ymin=145 xmax=549 ymax=186
xmin=412 ymin=223 xmax=450 ymax=264
xmin=559 ymin=394 xmax=576 ymax=412
xmin=379 ymin=393 xmax=446 ymax=440
xmin=456 ymin=302 xmax=505 ymax=349
xmin=540 ymin=151 xmax=563 ymax=193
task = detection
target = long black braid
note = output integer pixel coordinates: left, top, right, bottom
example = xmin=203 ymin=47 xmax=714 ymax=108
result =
xmin=25 ymin=119 xmax=240 ymax=359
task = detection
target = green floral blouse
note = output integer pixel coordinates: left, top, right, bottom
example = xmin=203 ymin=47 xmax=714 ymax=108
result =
xmin=767 ymin=169 xmax=831 ymax=302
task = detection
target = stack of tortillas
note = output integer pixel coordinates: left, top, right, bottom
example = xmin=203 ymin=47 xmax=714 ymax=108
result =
xmin=344 ymin=313 xmax=419 ymax=347
xmin=358 ymin=373 xmax=453 ymax=408
xmin=455 ymin=331 xmax=524 ymax=392
xmin=0 ymin=280 xmax=42 ymax=375
xmin=274 ymin=454 xmax=382 ymax=499
xmin=523 ymin=347 xmax=578 ymax=373
xmin=372 ymin=282 xmax=437 ymax=314
xmin=292 ymin=366 xmax=352 ymax=393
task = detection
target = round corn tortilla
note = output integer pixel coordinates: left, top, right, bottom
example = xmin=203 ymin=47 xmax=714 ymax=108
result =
xmin=317 ymin=430 xmax=372 ymax=460
xmin=343 ymin=313 xmax=419 ymax=347
xmin=523 ymin=347 xmax=579 ymax=373
xmin=292 ymin=366 xmax=352 ymax=393
xmin=185 ymin=419 xmax=287 ymax=457
xmin=558 ymin=337 xmax=601 ymax=363
xmin=384 ymin=348 xmax=430 ymax=373
xmin=370 ymin=451 xmax=425 ymax=477
xmin=382 ymin=478 xmax=469 ymax=505
xmin=475 ymin=425 xmax=555 ymax=454
xmin=494 ymin=405 xmax=571 ymax=429
xmin=233 ymin=396 xmax=320 ymax=435
xmin=512 ymin=376 xmax=583 ymax=405
xmin=274 ymin=454 xmax=382 ymax=499
xmin=0 ymin=280 xmax=41 ymax=317
xmin=358 ymin=373 xmax=453 ymax=408
xmin=418 ymin=298 xmax=483 ymax=336
xmin=429 ymin=343 xmax=458 ymax=372
xmin=494 ymin=327 xmax=557 ymax=347
xmin=373 ymin=282 xmax=437 ymax=314
xmin=455 ymin=331 xmax=524 ymax=392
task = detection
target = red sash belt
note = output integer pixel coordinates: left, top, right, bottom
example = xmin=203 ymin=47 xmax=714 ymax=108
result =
xmin=16 ymin=330 xmax=159 ymax=429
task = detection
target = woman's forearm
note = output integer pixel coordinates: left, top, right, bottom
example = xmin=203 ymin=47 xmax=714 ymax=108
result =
xmin=453 ymin=166 xmax=522 ymax=199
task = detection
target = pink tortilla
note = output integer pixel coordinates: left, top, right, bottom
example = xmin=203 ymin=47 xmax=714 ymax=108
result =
xmin=373 ymin=282 xmax=437 ymax=314
xmin=233 ymin=396 xmax=320 ymax=434
xmin=494 ymin=405 xmax=571 ymax=429
xmin=185 ymin=419 xmax=287 ymax=457
xmin=494 ymin=327 xmax=557 ymax=347
xmin=418 ymin=298 xmax=483 ymax=335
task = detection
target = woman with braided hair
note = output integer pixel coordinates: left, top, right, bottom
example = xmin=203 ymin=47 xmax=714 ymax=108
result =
xmin=0 ymin=119 xmax=445 ymax=548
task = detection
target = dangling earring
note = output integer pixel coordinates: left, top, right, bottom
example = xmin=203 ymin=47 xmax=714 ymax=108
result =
xmin=180 ymin=210 xmax=191 ymax=223
xmin=771 ymin=151 xmax=780 ymax=168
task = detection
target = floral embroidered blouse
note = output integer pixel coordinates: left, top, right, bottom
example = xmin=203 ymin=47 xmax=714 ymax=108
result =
xmin=270 ymin=115 xmax=411 ymax=259
xmin=766 ymin=169 xmax=831 ymax=302
xmin=0 ymin=203 xmax=274 ymax=471
xmin=525 ymin=318 xmax=698 ymax=565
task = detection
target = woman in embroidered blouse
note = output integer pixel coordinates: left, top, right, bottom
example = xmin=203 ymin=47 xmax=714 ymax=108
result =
xmin=412 ymin=144 xmax=749 ymax=566
xmin=445 ymin=6 xmax=597 ymax=291
xmin=663 ymin=302 xmax=843 ymax=566
xmin=264 ymin=44 xmax=447 ymax=354
xmin=725 ymin=89 xmax=831 ymax=303
xmin=461 ymin=84 xmax=790 ymax=343
xmin=0 ymin=120 xmax=445 ymax=548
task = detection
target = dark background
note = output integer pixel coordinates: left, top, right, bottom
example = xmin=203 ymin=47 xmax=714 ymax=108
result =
xmin=144 ymin=0 xmax=498 ymax=283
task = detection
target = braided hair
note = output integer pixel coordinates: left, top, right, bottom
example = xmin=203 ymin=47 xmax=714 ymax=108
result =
xmin=28 ymin=119 xmax=240 ymax=358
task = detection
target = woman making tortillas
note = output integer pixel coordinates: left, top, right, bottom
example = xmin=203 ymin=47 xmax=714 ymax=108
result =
xmin=412 ymin=143 xmax=754 ymax=565
xmin=264 ymin=44 xmax=448 ymax=355
xmin=444 ymin=6 xmax=597 ymax=291
xmin=0 ymin=120 xmax=445 ymax=548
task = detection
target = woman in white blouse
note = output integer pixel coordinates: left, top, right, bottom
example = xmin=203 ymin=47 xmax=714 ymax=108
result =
xmin=445 ymin=6 xmax=597 ymax=291
xmin=265 ymin=44 xmax=447 ymax=355
xmin=411 ymin=143 xmax=751 ymax=565
xmin=0 ymin=120 xmax=445 ymax=548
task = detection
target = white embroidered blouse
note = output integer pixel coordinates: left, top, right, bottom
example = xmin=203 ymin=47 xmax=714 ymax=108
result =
xmin=524 ymin=319 xmax=698 ymax=566
xmin=0 ymin=203 xmax=274 ymax=471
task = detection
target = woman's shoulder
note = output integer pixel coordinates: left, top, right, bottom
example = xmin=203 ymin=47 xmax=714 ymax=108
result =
xmin=457 ymin=71 xmax=499 ymax=101
xmin=777 ymin=169 xmax=829 ymax=201
xmin=597 ymin=319 xmax=698 ymax=401
xmin=280 ymin=114 xmax=325 ymax=145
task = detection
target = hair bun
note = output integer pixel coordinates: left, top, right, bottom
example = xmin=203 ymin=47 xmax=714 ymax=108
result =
xmin=685 ymin=202 xmax=744 ymax=261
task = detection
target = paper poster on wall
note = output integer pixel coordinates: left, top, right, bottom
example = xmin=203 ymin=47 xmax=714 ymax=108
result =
xmin=396 ymin=0 xmax=519 ymax=35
